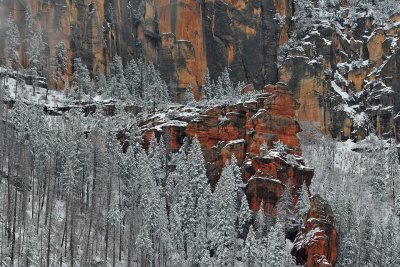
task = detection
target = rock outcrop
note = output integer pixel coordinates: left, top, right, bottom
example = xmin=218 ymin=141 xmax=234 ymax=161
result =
xmin=141 ymin=83 xmax=337 ymax=266
xmin=292 ymin=195 xmax=338 ymax=267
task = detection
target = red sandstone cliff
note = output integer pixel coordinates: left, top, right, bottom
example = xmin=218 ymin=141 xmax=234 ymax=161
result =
xmin=140 ymin=83 xmax=337 ymax=266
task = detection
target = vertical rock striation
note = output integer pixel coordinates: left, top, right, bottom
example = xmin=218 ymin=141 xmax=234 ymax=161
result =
xmin=0 ymin=0 xmax=291 ymax=99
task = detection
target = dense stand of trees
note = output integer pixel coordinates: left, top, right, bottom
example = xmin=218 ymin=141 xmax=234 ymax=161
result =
xmin=0 ymin=76 xmax=299 ymax=266
xmin=299 ymin=123 xmax=400 ymax=267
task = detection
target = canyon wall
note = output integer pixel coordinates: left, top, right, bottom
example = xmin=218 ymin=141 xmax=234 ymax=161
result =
xmin=0 ymin=0 xmax=290 ymax=100
xmin=1 ymin=1 xmax=399 ymax=139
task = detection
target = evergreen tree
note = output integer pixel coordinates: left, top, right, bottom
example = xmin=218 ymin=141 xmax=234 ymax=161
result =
xmin=368 ymin=149 xmax=387 ymax=200
xmin=143 ymin=63 xmax=169 ymax=113
xmin=173 ymin=138 xmax=211 ymax=262
xmin=54 ymin=42 xmax=68 ymax=89
xmin=215 ymin=68 xmax=234 ymax=99
xmin=5 ymin=13 xmax=20 ymax=70
xmin=125 ymin=59 xmax=143 ymax=102
xmin=231 ymin=155 xmax=245 ymax=209
xmin=341 ymin=230 xmax=358 ymax=267
xmin=238 ymin=195 xmax=252 ymax=235
xmin=27 ymin=28 xmax=45 ymax=95
xmin=135 ymin=149 xmax=158 ymax=265
xmin=255 ymin=204 xmax=266 ymax=239
xmin=168 ymin=205 xmax=186 ymax=266
xmin=72 ymin=58 xmax=92 ymax=100
xmin=109 ymin=55 xmax=129 ymax=100
xmin=387 ymin=143 xmax=399 ymax=208
xmin=266 ymin=221 xmax=286 ymax=267
xmin=202 ymin=68 xmax=215 ymax=100
xmin=10 ymin=100 xmax=30 ymax=142
xmin=190 ymin=193 xmax=210 ymax=266
xmin=24 ymin=6 xmax=34 ymax=68
xmin=95 ymin=69 xmax=107 ymax=96
xmin=243 ymin=226 xmax=262 ymax=267
xmin=295 ymin=182 xmax=310 ymax=229
xmin=185 ymin=84 xmax=195 ymax=106
xmin=148 ymin=134 xmax=168 ymax=187
xmin=277 ymin=183 xmax=295 ymax=232
xmin=211 ymin=162 xmax=237 ymax=266
xmin=358 ymin=213 xmax=376 ymax=266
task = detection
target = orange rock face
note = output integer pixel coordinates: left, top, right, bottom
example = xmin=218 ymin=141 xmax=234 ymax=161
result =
xmin=279 ymin=57 xmax=328 ymax=131
xmin=367 ymin=29 xmax=386 ymax=66
xmin=292 ymin=195 xmax=338 ymax=267
xmin=1 ymin=0 xmax=134 ymax=83
xmin=155 ymin=0 xmax=206 ymax=98
xmin=141 ymin=83 xmax=337 ymax=266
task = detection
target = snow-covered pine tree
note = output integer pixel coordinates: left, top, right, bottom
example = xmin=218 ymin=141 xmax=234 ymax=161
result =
xmin=5 ymin=13 xmax=20 ymax=71
xmin=168 ymin=204 xmax=186 ymax=266
xmin=148 ymin=134 xmax=168 ymax=187
xmin=190 ymin=192 xmax=210 ymax=266
xmin=368 ymin=148 xmax=387 ymax=200
xmin=109 ymin=55 xmax=129 ymax=100
xmin=243 ymin=225 xmax=262 ymax=267
xmin=185 ymin=84 xmax=195 ymax=106
xmin=143 ymin=63 xmax=169 ymax=113
xmin=266 ymin=220 xmax=286 ymax=267
xmin=27 ymin=28 xmax=45 ymax=95
xmin=173 ymin=137 xmax=211 ymax=262
xmin=211 ymin=162 xmax=237 ymax=266
xmin=215 ymin=68 xmax=233 ymax=100
xmin=54 ymin=42 xmax=68 ymax=89
xmin=24 ymin=6 xmax=34 ymax=67
xmin=340 ymin=229 xmax=358 ymax=267
xmin=125 ymin=59 xmax=143 ymax=103
xmin=238 ymin=195 xmax=252 ymax=235
xmin=255 ymin=203 xmax=266 ymax=239
xmin=202 ymin=68 xmax=215 ymax=100
xmin=95 ymin=69 xmax=107 ymax=96
xmin=387 ymin=142 xmax=400 ymax=208
xmin=71 ymin=58 xmax=92 ymax=100
xmin=277 ymin=183 xmax=295 ymax=232
xmin=136 ymin=148 xmax=170 ymax=266
xmin=230 ymin=155 xmax=245 ymax=210
xmin=295 ymin=181 xmax=310 ymax=229
xmin=358 ymin=213 xmax=376 ymax=266
xmin=10 ymin=100 xmax=30 ymax=142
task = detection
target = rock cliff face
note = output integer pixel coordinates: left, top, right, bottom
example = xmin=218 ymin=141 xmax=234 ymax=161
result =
xmin=141 ymin=83 xmax=337 ymax=266
xmin=278 ymin=9 xmax=400 ymax=141
xmin=0 ymin=0 xmax=290 ymax=100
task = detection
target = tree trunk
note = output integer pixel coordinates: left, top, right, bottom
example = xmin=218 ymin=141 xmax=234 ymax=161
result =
xmin=46 ymin=176 xmax=54 ymax=267
xmin=10 ymin=188 xmax=17 ymax=264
